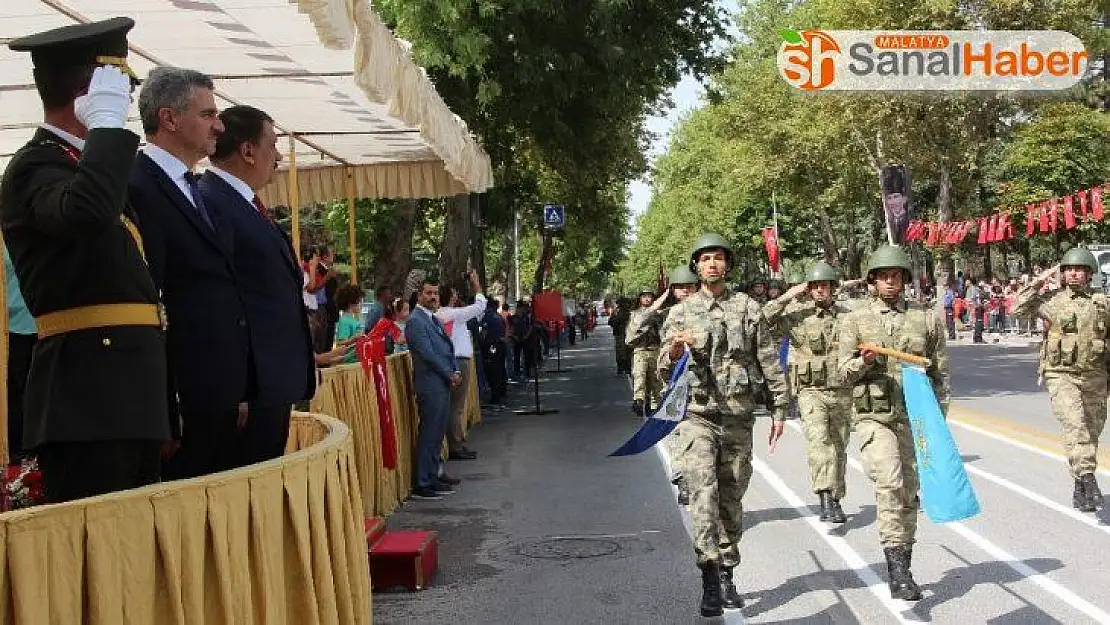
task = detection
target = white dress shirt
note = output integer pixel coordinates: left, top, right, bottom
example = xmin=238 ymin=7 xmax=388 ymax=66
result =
xmin=206 ymin=165 xmax=255 ymax=206
xmin=435 ymin=293 xmax=487 ymax=359
xmin=143 ymin=143 xmax=195 ymax=205
xmin=41 ymin=123 xmax=86 ymax=151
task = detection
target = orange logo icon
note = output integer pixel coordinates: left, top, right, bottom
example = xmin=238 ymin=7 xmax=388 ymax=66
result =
xmin=778 ymin=29 xmax=841 ymax=91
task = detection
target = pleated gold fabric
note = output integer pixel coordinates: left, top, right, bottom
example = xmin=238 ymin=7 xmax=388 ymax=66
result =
xmin=0 ymin=413 xmax=370 ymax=625
xmin=310 ymin=354 xmax=482 ymax=518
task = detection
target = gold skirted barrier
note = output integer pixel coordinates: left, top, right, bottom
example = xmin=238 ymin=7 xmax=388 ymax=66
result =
xmin=0 ymin=412 xmax=371 ymax=625
xmin=310 ymin=353 xmax=482 ymax=518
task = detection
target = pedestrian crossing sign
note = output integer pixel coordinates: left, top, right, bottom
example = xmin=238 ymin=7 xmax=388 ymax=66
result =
xmin=543 ymin=204 xmax=565 ymax=230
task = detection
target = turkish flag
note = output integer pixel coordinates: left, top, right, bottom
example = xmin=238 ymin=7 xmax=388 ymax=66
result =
xmin=1092 ymin=186 xmax=1105 ymax=222
xmin=762 ymin=227 xmax=780 ymax=272
xmin=927 ymin=222 xmax=939 ymax=246
xmin=1063 ymin=196 xmax=1076 ymax=229
xmin=977 ymin=217 xmax=989 ymax=245
xmin=993 ymin=214 xmax=1013 ymax=241
xmin=1025 ymin=204 xmax=1037 ymax=236
xmin=1047 ymin=199 xmax=1059 ymax=231
xmin=1078 ymin=190 xmax=1089 ymax=220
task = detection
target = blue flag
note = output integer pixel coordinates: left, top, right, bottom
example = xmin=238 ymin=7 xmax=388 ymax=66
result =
xmin=779 ymin=337 xmax=790 ymax=371
xmin=901 ymin=364 xmax=981 ymax=523
xmin=610 ymin=350 xmax=692 ymax=457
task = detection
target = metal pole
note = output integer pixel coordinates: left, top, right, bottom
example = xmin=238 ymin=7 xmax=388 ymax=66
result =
xmin=514 ymin=209 xmax=521 ymax=303
xmin=288 ymin=135 xmax=301 ymax=262
xmin=345 ymin=167 xmax=357 ymax=284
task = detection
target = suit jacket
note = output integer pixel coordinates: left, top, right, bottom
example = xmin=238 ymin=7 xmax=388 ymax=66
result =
xmin=199 ymin=172 xmax=315 ymax=405
xmin=405 ymin=306 xmax=457 ymax=390
xmin=130 ymin=152 xmax=251 ymax=419
xmin=0 ymin=128 xmax=171 ymax=447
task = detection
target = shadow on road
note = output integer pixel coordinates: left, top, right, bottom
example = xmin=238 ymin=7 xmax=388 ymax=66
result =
xmin=949 ymin=344 xmax=1042 ymax=399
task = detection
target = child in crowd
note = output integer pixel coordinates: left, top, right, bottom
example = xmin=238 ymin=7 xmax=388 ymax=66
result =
xmin=333 ymin=285 xmax=365 ymax=363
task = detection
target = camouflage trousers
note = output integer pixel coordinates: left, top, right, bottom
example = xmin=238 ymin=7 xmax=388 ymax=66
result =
xmin=631 ymin=347 xmax=663 ymax=405
xmin=1045 ymin=372 xmax=1108 ymax=478
xmin=665 ymin=428 xmax=686 ymax=481
xmin=796 ymin=387 xmax=852 ymax=499
xmin=674 ymin=412 xmax=754 ymax=567
xmin=856 ymin=416 xmax=919 ymax=547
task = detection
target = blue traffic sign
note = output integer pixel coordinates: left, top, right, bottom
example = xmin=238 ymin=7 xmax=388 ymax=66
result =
xmin=543 ymin=204 xmax=565 ymax=229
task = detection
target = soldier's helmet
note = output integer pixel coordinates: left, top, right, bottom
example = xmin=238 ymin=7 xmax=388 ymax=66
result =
xmin=688 ymin=232 xmax=734 ymax=273
xmin=749 ymin=277 xmax=766 ymax=287
xmin=637 ymin=286 xmax=656 ymax=297
xmin=668 ymin=265 xmax=699 ymax=286
xmin=865 ymin=245 xmax=912 ymax=283
xmin=806 ymin=261 xmax=842 ymax=284
xmin=1060 ymin=247 xmax=1098 ymax=272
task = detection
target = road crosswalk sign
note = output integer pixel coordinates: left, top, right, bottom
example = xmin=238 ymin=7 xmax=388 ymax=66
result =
xmin=543 ymin=204 xmax=565 ymax=229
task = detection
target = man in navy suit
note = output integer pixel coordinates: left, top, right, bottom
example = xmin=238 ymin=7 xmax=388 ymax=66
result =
xmin=406 ymin=278 xmax=463 ymax=500
xmin=199 ymin=105 xmax=316 ymax=464
xmin=130 ymin=66 xmax=255 ymax=479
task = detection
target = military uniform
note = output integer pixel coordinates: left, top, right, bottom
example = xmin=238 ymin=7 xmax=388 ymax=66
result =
xmin=627 ymin=289 xmax=665 ymax=414
xmin=838 ymin=245 xmax=948 ymax=601
xmin=607 ymin=300 xmax=632 ymax=373
xmin=660 ymin=265 xmax=700 ymax=505
xmin=0 ymin=19 xmax=173 ymax=503
xmin=1011 ymin=247 xmax=1107 ymax=512
xmin=763 ymin=262 xmax=853 ymax=522
xmin=660 ymin=233 xmax=789 ymax=617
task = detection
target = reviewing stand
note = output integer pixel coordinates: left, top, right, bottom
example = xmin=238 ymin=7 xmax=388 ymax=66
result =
xmin=514 ymin=343 xmax=559 ymax=416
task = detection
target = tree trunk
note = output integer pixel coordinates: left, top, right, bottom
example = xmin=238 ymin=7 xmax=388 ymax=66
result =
xmin=532 ymin=230 xmax=555 ymax=294
xmin=819 ymin=212 xmax=839 ymax=265
xmin=470 ymin=195 xmax=486 ymax=289
xmin=439 ymin=193 xmax=472 ymax=290
xmin=371 ymin=198 xmax=420 ymax=295
xmin=491 ymin=229 xmax=515 ymax=303
xmin=935 ymin=159 xmax=955 ymax=285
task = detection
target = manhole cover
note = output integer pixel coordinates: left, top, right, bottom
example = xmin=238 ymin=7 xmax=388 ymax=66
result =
xmin=517 ymin=537 xmax=621 ymax=560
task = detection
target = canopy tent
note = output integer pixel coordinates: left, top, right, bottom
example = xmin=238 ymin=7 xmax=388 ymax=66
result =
xmin=1 ymin=0 xmax=494 ymax=278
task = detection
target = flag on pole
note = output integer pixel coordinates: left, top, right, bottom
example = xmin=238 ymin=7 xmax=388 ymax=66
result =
xmin=762 ymin=227 xmax=781 ymax=273
xmin=610 ymin=350 xmax=692 ymax=456
xmin=901 ymin=364 xmax=981 ymax=523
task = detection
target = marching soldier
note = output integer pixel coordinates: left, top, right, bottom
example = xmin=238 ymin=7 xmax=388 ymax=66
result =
xmin=763 ymin=261 xmax=853 ymax=523
xmin=747 ymin=277 xmax=768 ymax=305
xmin=1011 ymin=248 xmax=1106 ymax=512
xmin=838 ymin=245 xmax=949 ymax=601
xmin=659 ymin=265 xmax=699 ymax=505
xmin=660 ymin=233 xmax=788 ymax=617
xmin=627 ymin=287 xmax=664 ymax=416
xmin=607 ymin=297 xmax=632 ymax=374
xmin=0 ymin=18 xmax=175 ymax=502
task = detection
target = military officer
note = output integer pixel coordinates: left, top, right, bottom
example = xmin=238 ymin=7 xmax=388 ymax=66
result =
xmin=660 ymin=233 xmax=789 ymax=617
xmin=0 ymin=18 xmax=175 ymax=502
xmin=1011 ymin=248 xmax=1107 ymax=512
xmin=763 ymin=261 xmax=853 ymax=523
xmin=627 ymin=287 xmax=664 ymax=416
xmin=658 ymin=265 xmax=700 ymax=505
xmin=838 ymin=245 xmax=949 ymax=601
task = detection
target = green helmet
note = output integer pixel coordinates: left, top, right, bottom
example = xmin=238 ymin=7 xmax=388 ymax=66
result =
xmin=865 ymin=245 xmax=912 ymax=282
xmin=668 ymin=265 xmax=698 ymax=285
xmin=637 ymin=286 xmax=656 ymax=296
xmin=1060 ymin=247 xmax=1097 ymax=272
xmin=688 ymin=232 xmax=734 ymax=272
xmin=806 ymin=261 xmax=842 ymax=284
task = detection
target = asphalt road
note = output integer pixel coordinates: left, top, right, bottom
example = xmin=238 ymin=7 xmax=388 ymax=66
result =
xmin=374 ymin=328 xmax=1110 ymax=625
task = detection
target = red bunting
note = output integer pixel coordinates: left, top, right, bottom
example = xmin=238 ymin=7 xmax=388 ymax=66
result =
xmin=1093 ymin=186 xmax=1105 ymax=221
xmin=356 ymin=334 xmax=399 ymax=469
xmin=927 ymin=222 xmax=940 ymax=245
xmin=1025 ymin=204 xmax=1036 ymax=236
xmin=976 ymin=217 xmax=988 ymax=244
xmin=993 ymin=214 xmax=1013 ymax=241
xmin=1078 ymin=189 xmax=1089 ymax=219
xmin=1063 ymin=195 xmax=1076 ymax=229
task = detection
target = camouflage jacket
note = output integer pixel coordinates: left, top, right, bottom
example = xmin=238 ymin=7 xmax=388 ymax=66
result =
xmin=625 ymin=307 xmax=664 ymax=351
xmin=659 ymin=289 xmax=789 ymax=419
xmin=763 ymin=295 xmax=852 ymax=390
xmin=838 ymin=296 xmax=950 ymax=422
xmin=1012 ymin=284 xmax=1110 ymax=376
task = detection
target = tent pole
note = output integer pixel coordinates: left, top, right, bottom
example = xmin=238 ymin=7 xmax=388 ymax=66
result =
xmin=345 ymin=168 xmax=358 ymax=284
xmin=288 ymin=135 xmax=301 ymax=262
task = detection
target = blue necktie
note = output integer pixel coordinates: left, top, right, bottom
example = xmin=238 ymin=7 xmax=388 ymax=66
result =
xmin=184 ymin=172 xmax=215 ymax=230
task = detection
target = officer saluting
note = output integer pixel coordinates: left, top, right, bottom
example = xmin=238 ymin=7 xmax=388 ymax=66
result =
xmin=0 ymin=18 xmax=174 ymax=502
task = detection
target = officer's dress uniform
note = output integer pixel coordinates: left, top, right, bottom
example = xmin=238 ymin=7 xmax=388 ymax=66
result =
xmin=0 ymin=18 xmax=174 ymax=503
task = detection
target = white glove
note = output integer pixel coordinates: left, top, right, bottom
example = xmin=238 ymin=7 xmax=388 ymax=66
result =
xmin=74 ymin=65 xmax=132 ymax=130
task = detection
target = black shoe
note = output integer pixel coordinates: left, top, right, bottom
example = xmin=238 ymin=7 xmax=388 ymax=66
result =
xmin=1074 ymin=478 xmax=1096 ymax=512
xmin=411 ymin=487 xmax=443 ymax=500
xmin=817 ymin=491 xmax=832 ymax=522
xmin=438 ymin=474 xmax=461 ymax=486
xmin=884 ymin=546 xmax=923 ymax=601
xmin=719 ymin=566 xmax=745 ymax=609
xmin=827 ymin=498 xmax=847 ymax=524
xmin=1081 ymin=473 xmax=1103 ymax=511
xmin=699 ymin=562 xmax=724 ymax=617
xmin=449 ymin=449 xmax=478 ymax=461
xmin=431 ymin=482 xmax=456 ymax=494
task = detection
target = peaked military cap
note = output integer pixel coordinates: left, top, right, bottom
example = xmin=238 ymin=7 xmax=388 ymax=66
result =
xmin=9 ymin=17 xmax=140 ymax=84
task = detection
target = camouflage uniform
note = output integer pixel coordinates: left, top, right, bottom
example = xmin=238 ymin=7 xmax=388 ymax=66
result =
xmin=660 ymin=290 xmax=788 ymax=568
xmin=607 ymin=303 xmax=631 ymax=373
xmin=763 ymin=293 xmax=852 ymax=503
xmin=627 ymin=303 xmax=664 ymax=410
xmin=1011 ymin=247 xmax=1108 ymax=512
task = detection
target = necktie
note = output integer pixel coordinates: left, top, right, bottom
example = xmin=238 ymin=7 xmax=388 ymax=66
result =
xmin=183 ymin=172 xmax=216 ymax=230
xmin=252 ymin=195 xmax=269 ymax=218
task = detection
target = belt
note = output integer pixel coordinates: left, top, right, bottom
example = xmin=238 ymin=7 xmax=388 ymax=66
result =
xmin=35 ymin=303 xmax=164 ymax=339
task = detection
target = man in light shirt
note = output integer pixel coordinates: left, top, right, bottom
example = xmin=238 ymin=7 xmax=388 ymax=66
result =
xmin=436 ymin=269 xmax=487 ymax=460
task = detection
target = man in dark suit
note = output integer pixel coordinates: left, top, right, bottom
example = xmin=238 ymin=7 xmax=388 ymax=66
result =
xmin=0 ymin=18 xmax=173 ymax=502
xmin=199 ymin=105 xmax=316 ymax=464
xmin=129 ymin=66 xmax=255 ymax=480
xmin=405 ymin=278 xmax=462 ymax=500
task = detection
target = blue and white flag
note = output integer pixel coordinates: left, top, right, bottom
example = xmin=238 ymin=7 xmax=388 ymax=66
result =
xmin=902 ymin=364 xmax=981 ymax=523
xmin=610 ymin=350 xmax=692 ymax=457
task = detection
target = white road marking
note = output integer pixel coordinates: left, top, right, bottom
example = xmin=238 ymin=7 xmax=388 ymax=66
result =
xmin=949 ymin=418 xmax=1110 ymax=478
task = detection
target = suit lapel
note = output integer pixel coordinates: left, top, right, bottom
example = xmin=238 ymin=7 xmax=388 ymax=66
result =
xmin=204 ymin=173 xmax=298 ymax=276
xmin=138 ymin=153 xmax=226 ymax=254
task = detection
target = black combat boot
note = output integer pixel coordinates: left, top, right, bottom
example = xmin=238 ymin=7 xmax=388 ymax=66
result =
xmin=817 ymin=491 xmax=832 ymax=521
xmin=1081 ymin=473 xmax=1103 ymax=511
xmin=699 ymin=562 xmax=724 ymax=617
xmin=883 ymin=546 xmax=923 ymax=601
xmin=631 ymin=400 xmax=643 ymax=417
xmin=719 ymin=566 xmax=745 ymax=609
xmin=1074 ymin=478 xmax=1096 ymax=512
xmin=827 ymin=497 xmax=847 ymax=524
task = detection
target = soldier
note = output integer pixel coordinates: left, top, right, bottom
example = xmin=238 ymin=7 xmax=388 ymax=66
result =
xmin=838 ymin=245 xmax=949 ymax=601
xmin=763 ymin=261 xmax=853 ymax=523
xmin=0 ymin=19 xmax=175 ymax=502
xmin=660 ymin=233 xmax=788 ymax=617
xmin=607 ymin=297 xmax=632 ymax=374
xmin=627 ymin=287 xmax=664 ymax=416
xmin=1011 ymin=248 xmax=1107 ymax=512
xmin=765 ymin=279 xmax=784 ymax=302
xmin=659 ymin=266 xmax=699 ymax=505
xmin=747 ymin=277 xmax=767 ymax=305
